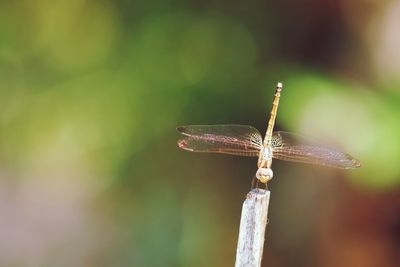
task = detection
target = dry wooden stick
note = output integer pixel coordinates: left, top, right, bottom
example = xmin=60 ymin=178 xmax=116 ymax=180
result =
xmin=235 ymin=188 xmax=270 ymax=267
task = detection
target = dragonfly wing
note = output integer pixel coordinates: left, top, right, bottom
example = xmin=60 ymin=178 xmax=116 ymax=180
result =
xmin=271 ymin=131 xmax=361 ymax=169
xmin=177 ymin=125 xmax=262 ymax=157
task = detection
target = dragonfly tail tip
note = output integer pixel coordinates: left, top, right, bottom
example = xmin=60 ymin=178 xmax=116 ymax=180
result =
xmin=276 ymin=82 xmax=283 ymax=91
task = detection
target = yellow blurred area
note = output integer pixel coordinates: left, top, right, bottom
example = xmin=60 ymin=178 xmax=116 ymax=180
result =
xmin=1 ymin=0 xmax=120 ymax=71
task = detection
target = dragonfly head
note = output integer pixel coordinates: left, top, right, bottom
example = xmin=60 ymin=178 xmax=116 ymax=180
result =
xmin=256 ymin=167 xmax=273 ymax=183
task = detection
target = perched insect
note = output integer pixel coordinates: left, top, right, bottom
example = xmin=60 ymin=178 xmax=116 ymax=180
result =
xmin=177 ymin=83 xmax=361 ymax=185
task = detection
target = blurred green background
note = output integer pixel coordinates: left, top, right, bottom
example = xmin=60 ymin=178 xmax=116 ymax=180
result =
xmin=1 ymin=0 xmax=400 ymax=266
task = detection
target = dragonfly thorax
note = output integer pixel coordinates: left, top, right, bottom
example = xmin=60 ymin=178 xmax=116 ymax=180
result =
xmin=257 ymin=146 xmax=272 ymax=168
xmin=256 ymin=167 xmax=273 ymax=183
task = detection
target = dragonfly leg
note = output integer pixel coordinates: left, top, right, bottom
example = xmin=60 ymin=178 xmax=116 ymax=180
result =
xmin=264 ymin=182 xmax=269 ymax=191
xmin=251 ymin=175 xmax=269 ymax=190
xmin=251 ymin=174 xmax=260 ymax=189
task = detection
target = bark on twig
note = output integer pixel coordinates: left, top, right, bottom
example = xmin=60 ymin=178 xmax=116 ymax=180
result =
xmin=235 ymin=189 xmax=270 ymax=267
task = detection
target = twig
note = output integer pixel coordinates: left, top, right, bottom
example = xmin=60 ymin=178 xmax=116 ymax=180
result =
xmin=235 ymin=188 xmax=270 ymax=267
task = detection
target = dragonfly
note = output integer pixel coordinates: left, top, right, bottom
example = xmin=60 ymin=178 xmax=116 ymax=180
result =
xmin=177 ymin=83 xmax=361 ymax=185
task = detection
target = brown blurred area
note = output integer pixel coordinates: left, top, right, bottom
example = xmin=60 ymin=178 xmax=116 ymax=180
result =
xmin=317 ymin=185 xmax=400 ymax=267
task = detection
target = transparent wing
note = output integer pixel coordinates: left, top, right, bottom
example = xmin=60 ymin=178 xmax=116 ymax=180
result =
xmin=177 ymin=125 xmax=262 ymax=157
xmin=271 ymin=131 xmax=361 ymax=169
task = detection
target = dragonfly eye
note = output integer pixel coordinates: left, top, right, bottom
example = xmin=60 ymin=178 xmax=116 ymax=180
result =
xmin=256 ymin=167 xmax=273 ymax=183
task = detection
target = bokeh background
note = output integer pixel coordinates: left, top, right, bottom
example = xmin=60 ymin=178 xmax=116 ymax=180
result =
xmin=1 ymin=0 xmax=400 ymax=266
